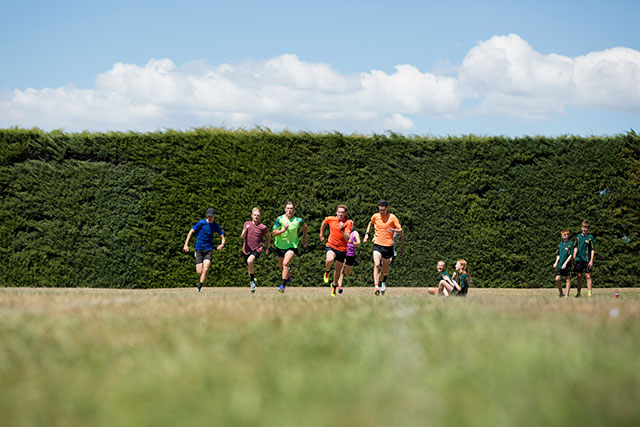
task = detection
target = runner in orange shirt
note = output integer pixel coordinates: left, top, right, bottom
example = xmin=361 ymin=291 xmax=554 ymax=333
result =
xmin=363 ymin=200 xmax=404 ymax=295
xmin=319 ymin=204 xmax=353 ymax=297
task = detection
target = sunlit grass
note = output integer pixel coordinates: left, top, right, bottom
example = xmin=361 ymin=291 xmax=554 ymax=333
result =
xmin=1 ymin=287 xmax=639 ymax=427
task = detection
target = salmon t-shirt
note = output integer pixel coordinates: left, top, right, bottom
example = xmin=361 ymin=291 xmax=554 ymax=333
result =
xmin=370 ymin=213 xmax=401 ymax=247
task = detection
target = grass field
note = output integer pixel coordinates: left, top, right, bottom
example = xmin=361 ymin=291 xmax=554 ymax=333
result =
xmin=1 ymin=286 xmax=639 ymax=427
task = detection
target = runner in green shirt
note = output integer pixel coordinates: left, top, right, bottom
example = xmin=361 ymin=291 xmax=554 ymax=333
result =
xmin=272 ymin=200 xmax=307 ymax=293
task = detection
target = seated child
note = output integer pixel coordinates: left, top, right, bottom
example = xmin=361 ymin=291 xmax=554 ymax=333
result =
xmin=450 ymin=259 xmax=470 ymax=297
xmin=427 ymin=260 xmax=457 ymax=296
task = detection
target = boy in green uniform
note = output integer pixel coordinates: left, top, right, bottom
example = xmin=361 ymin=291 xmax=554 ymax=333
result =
xmin=272 ymin=200 xmax=307 ymax=293
xmin=553 ymin=230 xmax=573 ymax=297
xmin=573 ymin=220 xmax=595 ymax=298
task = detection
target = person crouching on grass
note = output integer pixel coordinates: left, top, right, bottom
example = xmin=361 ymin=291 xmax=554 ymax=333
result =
xmin=553 ymin=230 xmax=573 ymax=297
xmin=183 ymin=208 xmax=226 ymax=293
xmin=428 ymin=260 xmax=457 ymax=296
xmin=241 ymin=207 xmax=270 ymax=294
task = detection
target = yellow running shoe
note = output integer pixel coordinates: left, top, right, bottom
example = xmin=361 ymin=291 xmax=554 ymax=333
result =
xmin=323 ymin=272 xmax=330 ymax=284
xmin=331 ymin=284 xmax=336 ymax=297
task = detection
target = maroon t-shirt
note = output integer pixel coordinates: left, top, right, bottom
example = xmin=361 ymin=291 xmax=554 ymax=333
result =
xmin=243 ymin=221 xmax=268 ymax=254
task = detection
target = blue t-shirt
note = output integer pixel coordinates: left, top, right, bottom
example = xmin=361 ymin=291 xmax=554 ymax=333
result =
xmin=192 ymin=219 xmax=224 ymax=250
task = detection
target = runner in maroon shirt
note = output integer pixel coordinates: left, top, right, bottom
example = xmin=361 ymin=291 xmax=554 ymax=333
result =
xmin=241 ymin=207 xmax=270 ymax=294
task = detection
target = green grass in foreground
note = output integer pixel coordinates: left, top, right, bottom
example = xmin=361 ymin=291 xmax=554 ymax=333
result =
xmin=1 ymin=287 xmax=639 ymax=427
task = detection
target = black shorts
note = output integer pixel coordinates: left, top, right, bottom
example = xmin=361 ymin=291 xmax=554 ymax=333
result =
xmin=195 ymin=250 xmax=212 ymax=264
xmin=326 ymin=246 xmax=347 ymax=263
xmin=345 ymin=255 xmax=358 ymax=266
xmin=556 ymin=266 xmax=571 ymax=277
xmin=242 ymin=250 xmax=261 ymax=261
xmin=574 ymin=261 xmax=592 ymax=274
xmin=275 ymin=247 xmax=298 ymax=258
xmin=373 ymin=244 xmax=394 ymax=260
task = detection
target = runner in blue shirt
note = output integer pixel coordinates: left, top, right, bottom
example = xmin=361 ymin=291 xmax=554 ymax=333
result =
xmin=183 ymin=208 xmax=226 ymax=292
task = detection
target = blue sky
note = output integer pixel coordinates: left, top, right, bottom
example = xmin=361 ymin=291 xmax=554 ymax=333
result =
xmin=2 ymin=0 xmax=639 ymax=136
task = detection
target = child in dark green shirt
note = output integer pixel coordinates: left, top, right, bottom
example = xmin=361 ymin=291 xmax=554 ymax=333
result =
xmin=553 ymin=230 xmax=573 ymax=297
xmin=573 ymin=220 xmax=595 ymax=298
xmin=451 ymin=259 xmax=470 ymax=297
xmin=428 ymin=260 xmax=458 ymax=296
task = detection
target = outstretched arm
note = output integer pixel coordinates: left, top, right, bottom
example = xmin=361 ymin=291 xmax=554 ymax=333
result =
xmin=319 ymin=219 xmax=326 ymax=242
xmin=363 ymin=220 xmax=373 ymax=243
xmin=352 ymin=230 xmax=361 ymax=247
xmin=272 ymin=222 xmax=289 ymax=237
xmin=265 ymin=229 xmax=271 ymax=253
xmin=183 ymin=229 xmax=194 ymax=252
xmin=217 ymin=234 xmax=226 ymax=251
xmin=302 ymin=223 xmax=308 ymax=248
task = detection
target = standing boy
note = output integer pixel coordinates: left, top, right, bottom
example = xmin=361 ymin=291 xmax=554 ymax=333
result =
xmin=319 ymin=204 xmax=353 ymax=297
xmin=363 ymin=200 xmax=404 ymax=295
xmin=272 ymin=200 xmax=308 ymax=293
xmin=553 ymin=230 xmax=573 ymax=297
xmin=241 ymin=207 xmax=270 ymax=294
xmin=573 ymin=220 xmax=595 ymax=298
xmin=183 ymin=208 xmax=226 ymax=292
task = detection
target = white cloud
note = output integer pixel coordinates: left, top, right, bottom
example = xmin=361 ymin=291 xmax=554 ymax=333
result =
xmin=1 ymin=34 xmax=639 ymax=132
xmin=459 ymin=33 xmax=640 ymax=119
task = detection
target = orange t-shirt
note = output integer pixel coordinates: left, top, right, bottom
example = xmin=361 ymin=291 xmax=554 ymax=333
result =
xmin=323 ymin=217 xmax=353 ymax=252
xmin=370 ymin=213 xmax=401 ymax=247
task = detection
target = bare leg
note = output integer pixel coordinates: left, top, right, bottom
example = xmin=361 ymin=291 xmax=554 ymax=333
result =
xmin=325 ymin=251 xmax=335 ymax=275
xmin=440 ymin=279 xmax=453 ymax=296
xmin=339 ymin=264 xmax=352 ymax=287
xmin=247 ymin=254 xmax=256 ymax=276
xmin=281 ymin=251 xmax=295 ymax=281
xmin=372 ymin=251 xmax=382 ymax=286
xmin=381 ymin=258 xmax=391 ymax=279
xmin=333 ymin=260 xmax=344 ymax=287
xmin=555 ymin=275 xmax=564 ymax=297
xmin=198 ymin=260 xmax=211 ymax=284
xmin=576 ymin=273 xmax=582 ymax=297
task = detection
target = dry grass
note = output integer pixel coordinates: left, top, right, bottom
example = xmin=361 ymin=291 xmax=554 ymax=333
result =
xmin=1 ymin=287 xmax=639 ymax=427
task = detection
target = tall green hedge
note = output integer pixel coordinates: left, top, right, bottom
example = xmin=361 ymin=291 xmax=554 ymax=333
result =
xmin=1 ymin=128 xmax=638 ymax=288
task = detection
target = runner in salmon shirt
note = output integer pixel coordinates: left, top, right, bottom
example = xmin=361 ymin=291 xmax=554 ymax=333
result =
xmin=319 ymin=204 xmax=353 ymax=297
xmin=362 ymin=200 xmax=404 ymax=296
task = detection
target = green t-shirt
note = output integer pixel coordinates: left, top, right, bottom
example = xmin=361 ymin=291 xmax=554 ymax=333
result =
xmin=455 ymin=273 xmax=469 ymax=296
xmin=273 ymin=215 xmax=305 ymax=249
xmin=555 ymin=240 xmax=573 ymax=269
xmin=439 ymin=271 xmax=451 ymax=282
xmin=573 ymin=233 xmax=594 ymax=262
